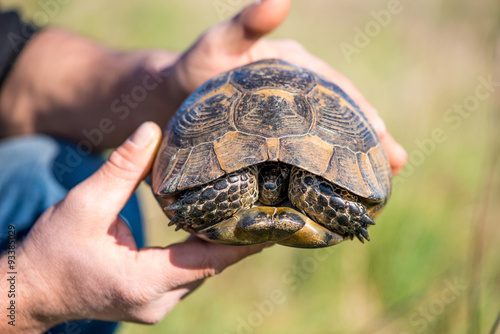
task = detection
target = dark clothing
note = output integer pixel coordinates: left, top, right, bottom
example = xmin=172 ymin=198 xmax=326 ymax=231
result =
xmin=0 ymin=10 xmax=37 ymax=87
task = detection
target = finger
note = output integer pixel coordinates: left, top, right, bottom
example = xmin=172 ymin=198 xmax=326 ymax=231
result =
xmin=215 ymin=0 xmax=291 ymax=54
xmin=379 ymin=132 xmax=408 ymax=174
xmin=69 ymin=122 xmax=162 ymax=221
xmin=136 ymin=238 xmax=268 ymax=291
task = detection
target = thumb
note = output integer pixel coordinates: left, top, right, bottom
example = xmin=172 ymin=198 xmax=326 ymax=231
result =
xmin=216 ymin=0 xmax=291 ymax=54
xmin=72 ymin=122 xmax=162 ymax=219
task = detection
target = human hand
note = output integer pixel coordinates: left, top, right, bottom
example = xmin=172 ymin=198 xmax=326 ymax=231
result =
xmin=170 ymin=0 xmax=407 ymax=174
xmin=5 ymin=122 xmax=266 ymax=333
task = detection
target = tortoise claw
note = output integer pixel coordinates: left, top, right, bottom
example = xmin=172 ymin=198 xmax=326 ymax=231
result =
xmin=165 ymin=201 xmax=182 ymax=211
xmin=356 ymin=233 xmax=365 ymax=243
xmin=174 ymin=221 xmax=186 ymax=231
xmin=168 ymin=215 xmax=182 ymax=227
xmin=360 ymin=214 xmax=375 ymax=226
xmin=360 ymin=227 xmax=370 ymax=241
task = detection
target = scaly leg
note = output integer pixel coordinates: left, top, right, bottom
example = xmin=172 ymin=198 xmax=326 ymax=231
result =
xmin=165 ymin=166 xmax=259 ymax=232
xmin=288 ymin=167 xmax=375 ymax=243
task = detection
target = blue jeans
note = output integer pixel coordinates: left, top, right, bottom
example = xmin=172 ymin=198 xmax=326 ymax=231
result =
xmin=0 ymin=135 xmax=144 ymax=334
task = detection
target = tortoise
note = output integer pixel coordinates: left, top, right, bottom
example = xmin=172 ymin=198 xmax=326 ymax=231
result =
xmin=152 ymin=59 xmax=391 ymax=248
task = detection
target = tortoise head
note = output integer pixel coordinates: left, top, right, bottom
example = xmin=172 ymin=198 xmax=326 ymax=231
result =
xmin=257 ymin=162 xmax=291 ymax=205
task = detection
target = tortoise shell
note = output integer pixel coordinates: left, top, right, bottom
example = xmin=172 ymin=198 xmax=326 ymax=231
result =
xmin=152 ymin=59 xmax=391 ymax=209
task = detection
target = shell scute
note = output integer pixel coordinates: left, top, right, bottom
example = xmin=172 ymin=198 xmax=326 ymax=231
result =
xmin=230 ymin=60 xmax=315 ymax=93
xmin=234 ymin=90 xmax=312 ymax=137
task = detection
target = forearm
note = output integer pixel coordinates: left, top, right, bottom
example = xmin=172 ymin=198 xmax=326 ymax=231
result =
xmin=0 ymin=28 xmax=184 ymax=149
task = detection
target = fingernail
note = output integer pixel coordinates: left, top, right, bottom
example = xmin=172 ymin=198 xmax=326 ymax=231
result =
xmin=128 ymin=122 xmax=155 ymax=147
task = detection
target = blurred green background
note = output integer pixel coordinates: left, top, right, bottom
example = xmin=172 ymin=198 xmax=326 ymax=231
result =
xmin=2 ymin=0 xmax=499 ymax=333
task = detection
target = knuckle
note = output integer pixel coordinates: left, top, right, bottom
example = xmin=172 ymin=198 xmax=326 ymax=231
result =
xmin=105 ymin=146 xmax=141 ymax=181
xmin=199 ymin=253 xmax=225 ymax=278
xmin=203 ymin=267 xmax=220 ymax=278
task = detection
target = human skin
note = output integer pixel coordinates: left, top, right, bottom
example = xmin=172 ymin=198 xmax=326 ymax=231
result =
xmin=0 ymin=0 xmax=407 ymax=332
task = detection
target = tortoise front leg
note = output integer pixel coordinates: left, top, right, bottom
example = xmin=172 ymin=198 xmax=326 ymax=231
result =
xmin=164 ymin=166 xmax=259 ymax=232
xmin=197 ymin=207 xmax=343 ymax=248
xmin=288 ymin=167 xmax=376 ymax=243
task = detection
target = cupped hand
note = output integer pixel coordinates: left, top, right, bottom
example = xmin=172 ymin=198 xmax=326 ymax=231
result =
xmin=16 ymin=122 xmax=267 ymax=333
xmin=170 ymin=0 xmax=407 ymax=174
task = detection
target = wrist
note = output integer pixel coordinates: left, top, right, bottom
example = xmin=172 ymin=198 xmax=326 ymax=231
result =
xmin=0 ymin=242 xmax=62 ymax=333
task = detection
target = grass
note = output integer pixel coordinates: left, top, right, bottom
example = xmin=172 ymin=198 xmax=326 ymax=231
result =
xmin=2 ymin=0 xmax=499 ymax=332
